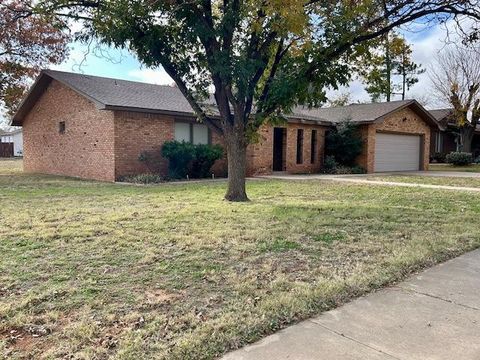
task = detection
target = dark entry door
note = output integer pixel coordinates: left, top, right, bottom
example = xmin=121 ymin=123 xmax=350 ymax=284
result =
xmin=273 ymin=128 xmax=285 ymax=171
xmin=0 ymin=143 xmax=13 ymax=157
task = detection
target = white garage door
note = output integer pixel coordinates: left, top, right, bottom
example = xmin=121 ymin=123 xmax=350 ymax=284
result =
xmin=374 ymin=133 xmax=421 ymax=172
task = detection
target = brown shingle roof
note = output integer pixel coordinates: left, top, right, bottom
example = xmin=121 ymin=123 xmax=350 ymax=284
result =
xmin=43 ymin=70 xmax=201 ymax=114
xmin=429 ymin=108 xmax=454 ymax=121
xmin=294 ymin=100 xmax=417 ymax=123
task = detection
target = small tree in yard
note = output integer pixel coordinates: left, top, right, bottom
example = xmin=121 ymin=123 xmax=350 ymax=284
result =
xmin=430 ymin=46 xmax=480 ymax=153
xmin=36 ymin=1 xmax=480 ymax=200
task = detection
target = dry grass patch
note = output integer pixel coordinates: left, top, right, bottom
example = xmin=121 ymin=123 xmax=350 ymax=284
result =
xmin=1 ymin=159 xmax=480 ymax=359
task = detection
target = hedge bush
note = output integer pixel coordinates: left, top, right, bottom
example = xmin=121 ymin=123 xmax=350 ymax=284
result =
xmin=325 ymin=122 xmax=363 ymax=166
xmin=321 ymin=155 xmax=365 ymax=174
xmin=161 ymin=141 xmax=196 ymax=179
xmin=161 ymin=141 xmax=223 ymax=179
xmin=322 ymin=155 xmax=337 ymax=174
xmin=191 ymin=144 xmax=224 ymax=178
xmin=431 ymin=152 xmax=447 ymax=163
xmin=445 ymin=152 xmax=473 ymax=166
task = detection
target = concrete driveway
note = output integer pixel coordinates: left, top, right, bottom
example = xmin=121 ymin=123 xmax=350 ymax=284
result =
xmin=223 ymin=249 xmax=480 ymax=360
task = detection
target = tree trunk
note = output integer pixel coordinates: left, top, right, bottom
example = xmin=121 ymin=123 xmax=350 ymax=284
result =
xmin=224 ymin=133 xmax=249 ymax=202
xmin=402 ymin=55 xmax=406 ymax=100
xmin=460 ymin=126 xmax=474 ymax=153
xmin=385 ymin=33 xmax=391 ymax=102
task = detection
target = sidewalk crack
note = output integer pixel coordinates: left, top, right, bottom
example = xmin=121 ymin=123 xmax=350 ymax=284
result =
xmin=396 ymin=286 xmax=480 ymax=311
xmin=308 ymin=320 xmax=403 ymax=360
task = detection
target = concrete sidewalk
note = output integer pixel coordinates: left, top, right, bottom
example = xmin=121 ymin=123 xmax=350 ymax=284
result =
xmin=258 ymin=173 xmax=480 ymax=192
xmin=223 ymin=249 xmax=480 ymax=360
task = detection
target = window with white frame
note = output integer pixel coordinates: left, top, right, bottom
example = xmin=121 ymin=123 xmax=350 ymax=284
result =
xmin=174 ymin=121 xmax=210 ymax=144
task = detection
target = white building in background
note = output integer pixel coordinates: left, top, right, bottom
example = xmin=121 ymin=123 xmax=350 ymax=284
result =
xmin=0 ymin=128 xmax=23 ymax=156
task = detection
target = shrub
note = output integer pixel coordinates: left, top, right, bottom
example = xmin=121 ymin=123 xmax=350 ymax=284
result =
xmin=335 ymin=165 xmax=366 ymax=174
xmin=161 ymin=141 xmax=223 ymax=179
xmin=191 ymin=144 xmax=224 ymax=178
xmin=432 ymin=152 xmax=447 ymax=163
xmin=121 ymin=174 xmax=163 ymax=184
xmin=351 ymin=165 xmax=366 ymax=174
xmin=445 ymin=152 xmax=473 ymax=166
xmin=325 ymin=122 xmax=363 ymax=166
xmin=321 ymin=155 xmax=337 ymax=174
xmin=161 ymin=141 xmax=196 ymax=179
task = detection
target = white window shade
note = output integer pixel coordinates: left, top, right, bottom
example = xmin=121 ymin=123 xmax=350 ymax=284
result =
xmin=193 ymin=124 xmax=209 ymax=144
xmin=175 ymin=122 xmax=190 ymax=142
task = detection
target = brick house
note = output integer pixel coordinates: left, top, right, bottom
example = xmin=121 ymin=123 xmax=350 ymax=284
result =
xmin=12 ymin=70 xmax=438 ymax=181
xmin=429 ymin=108 xmax=480 ymax=159
xmin=0 ymin=128 xmax=23 ymax=156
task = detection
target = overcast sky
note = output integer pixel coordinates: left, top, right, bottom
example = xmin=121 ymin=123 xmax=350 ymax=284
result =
xmin=1 ymin=17 xmax=473 ymax=128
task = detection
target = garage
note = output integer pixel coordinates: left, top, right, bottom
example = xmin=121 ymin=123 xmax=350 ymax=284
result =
xmin=374 ymin=133 xmax=422 ymax=172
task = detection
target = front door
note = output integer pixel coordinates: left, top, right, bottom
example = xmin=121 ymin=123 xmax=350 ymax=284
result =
xmin=273 ymin=127 xmax=286 ymax=171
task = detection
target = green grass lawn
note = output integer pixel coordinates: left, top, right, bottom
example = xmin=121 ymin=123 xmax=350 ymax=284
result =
xmin=2 ymin=160 xmax=480 ymax=359
xmin=366 ymin=175 xmax=480 ymax=188
xmin=429 ymin=163 xmax=480 ymax=172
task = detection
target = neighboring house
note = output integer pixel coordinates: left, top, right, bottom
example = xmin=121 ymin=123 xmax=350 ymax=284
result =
xmin=429 ymin=108 xmax=457 ymax=157
xmin=429 ymin=108 xmax=480 ymax=159
xmin=0 ymin=128 xmax=23 ymax=156
xmin=11 ymin=70 xmax=437 ymax=181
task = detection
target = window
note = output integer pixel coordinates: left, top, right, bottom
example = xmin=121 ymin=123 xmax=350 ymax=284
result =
xmin=296 ymin=129 xmax=304 ymax=164
xmin=59 ymin=121 xmax=66 ymax=134
xmin=174 ymin=121 xmax=210 ymax=144
xmin=435 ymin=132 xmax=443 ymax=153
xmin=192 ymin=124 xmax=209 ymax=144
xmin=311 ymin=130 xmax=317 ymax=164
xmin=174 ymin=122 xmax=190 ymax=142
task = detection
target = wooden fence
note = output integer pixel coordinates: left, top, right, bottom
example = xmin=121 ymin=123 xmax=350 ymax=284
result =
xmin=0 ymin=143 xmax=14 ymax=157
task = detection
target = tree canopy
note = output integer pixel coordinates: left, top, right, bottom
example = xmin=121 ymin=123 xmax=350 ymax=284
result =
xmin=35 ymin=0 xmax=480 ymax=200
xmin=0 ymin=1 xmax=69 ymax=119
xmin=356 ymin=32 xmax=425 ymax=102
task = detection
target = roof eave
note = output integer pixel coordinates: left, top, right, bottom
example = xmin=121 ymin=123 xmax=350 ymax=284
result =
xmin=103 ymin=105 xmax=220 ymax=119
xmin=11 ymin=72 xmax=52 ymax=126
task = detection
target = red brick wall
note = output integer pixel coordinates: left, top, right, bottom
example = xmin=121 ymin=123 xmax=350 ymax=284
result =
xmin=113 ymin=111 xmax=174 ymax=178
xmin=22 ymin=80 xmax=116 ymax=181
xmin=285 ymin=123 xmax=326 ymax=174
xmin=246 ymin=126 xmax=273 ymax=176
xmin=114 ymin=112 xmax=228 ymax=179
xmin=246 ymin=123 xmax=328 ymax=176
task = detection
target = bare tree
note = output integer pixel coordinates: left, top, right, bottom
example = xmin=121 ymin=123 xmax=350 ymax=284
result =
xmin=430 ymin=46 xmax=480 ymax=152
